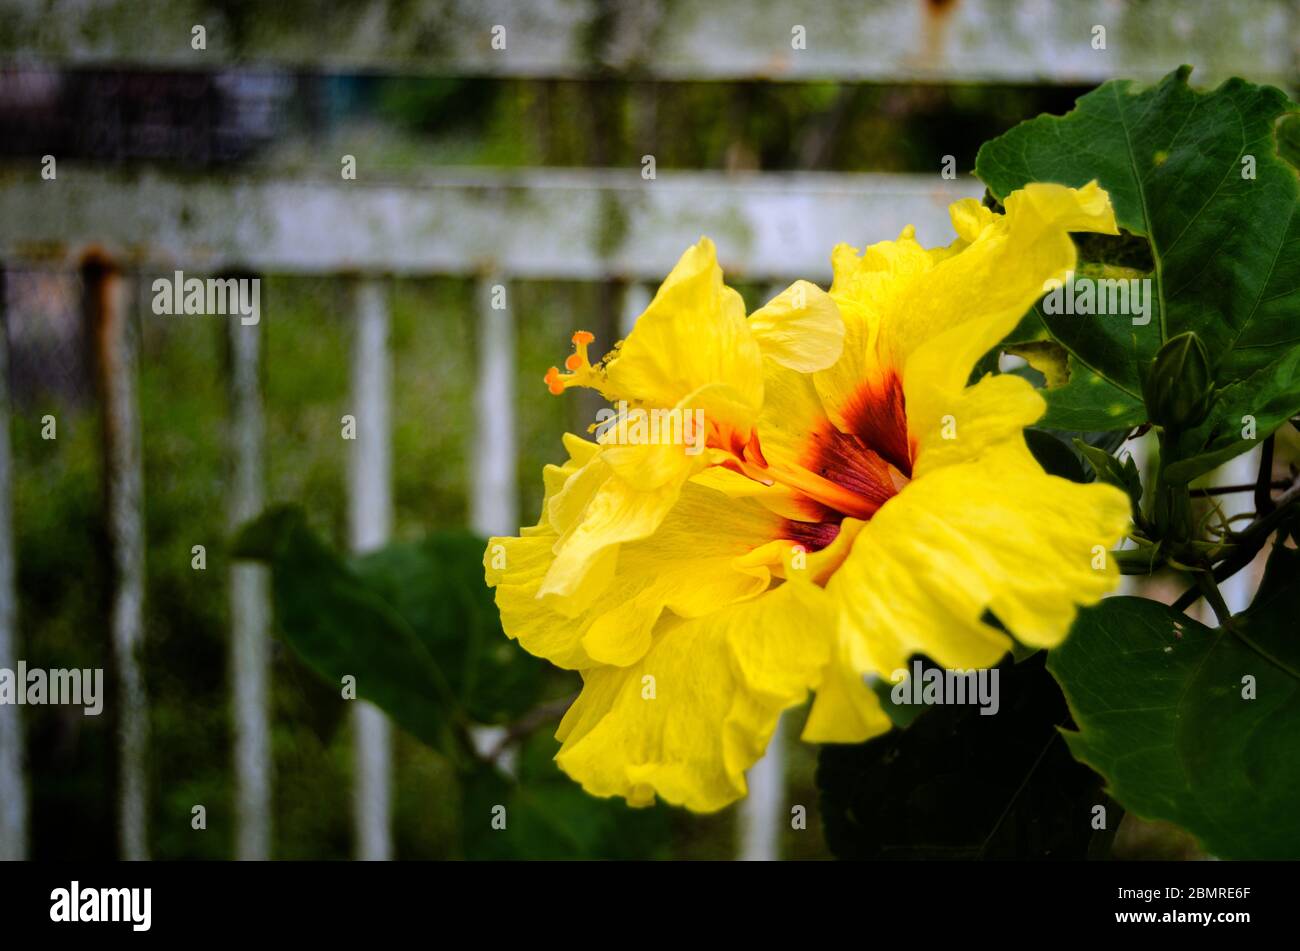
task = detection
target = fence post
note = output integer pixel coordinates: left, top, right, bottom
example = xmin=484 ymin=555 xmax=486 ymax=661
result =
xmin=227 ymin=298 xmax=271 ymax=860
xmin=472 ymin=273 xmax=516 ymax=537
xmin=739 ymin=714 xmax=787 ymax=860
xmin=85 ymin=254 xmax=149 ymax=861
xmin=0 ymin=266 xmax=27 ymax=860
xmin=619 ymin=281 xmax=650 ymax=337
xmin=348 ymin=277 xmax=394 ymax=860
xmin=1211 ymin=446 xmax=1266 ymax=615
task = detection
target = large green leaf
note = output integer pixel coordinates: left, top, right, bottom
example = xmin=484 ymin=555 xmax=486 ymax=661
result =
xmin=1037 ymin=356 xmax=1147 ymax=431
xmin=979 ymin=67 xmax=1300 ymax=436
xmin=1005 ymin=296 xmax=1151 ymax=431
xmin=1046 ymin=543 xmax=1300 ymax=859
xmin=818 ymin=654 xmax=1105 ymax=859
xmin=354 ymin=535 xmax=544 ymax=724
xmin=232 ymin=506 xmax=453 ymax=749
xmin=234 ymin=507 xmax=666 ymax=860
xmin=232 ymin=505 xmax=545 ymax=751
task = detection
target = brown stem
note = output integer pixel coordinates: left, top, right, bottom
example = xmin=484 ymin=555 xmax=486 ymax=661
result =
xmin=1190 ymin=479 xmax=1288 ymax=497
xmin=485 ymin=693 xmax=578 ymax=763
xmin=1255 ymin=435 xmax=1277 ymax=516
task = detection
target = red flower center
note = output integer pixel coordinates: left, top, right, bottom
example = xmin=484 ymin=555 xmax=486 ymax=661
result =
xmin=784 ymin=374 xmax=914 ymax=552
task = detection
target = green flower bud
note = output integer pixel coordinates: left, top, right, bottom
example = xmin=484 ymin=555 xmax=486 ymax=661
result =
xmin=1142 ymin=331 xmax=1214 ymax=430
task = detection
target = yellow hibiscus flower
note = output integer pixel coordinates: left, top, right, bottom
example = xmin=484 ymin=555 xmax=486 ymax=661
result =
xmin=485 ymin=182 xmax=1133 ymax=812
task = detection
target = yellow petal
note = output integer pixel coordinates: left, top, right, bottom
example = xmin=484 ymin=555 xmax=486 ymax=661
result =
xmin=576 ymin=483 xmax=781 ymax=666
xmin=487 ymin=479 xmax=783 ymax=670
xmin=910 ymin=372 xmax=1046 ymax=479
xmin=605 ymin=238 xmax=763 ymax=430
xmin=748 ymin=280 xmax=844 ymax=373
xmin=539 ymin=464 xmax=684 ymax=602
xmin=827 ymin=439 xmax=1131 ymax=679
xmin=947 ymin=197 xmax=999 ymax=245
xmin=488 ymin=531 xmax=595 ymax=669
xmin=801 ymin=643 xmax=892 ymax=744
xmin=817 ymin=233 xmax=929 ymax=431
xmin=898 ymin=183 xmax=1118 ymax=442
xmin=555 ymin=581 xmax=832 ymax=811
xmin=819 ymin=184 xmax=1118 ymax=455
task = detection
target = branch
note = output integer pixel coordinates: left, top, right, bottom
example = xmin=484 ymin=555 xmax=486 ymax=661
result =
xmin=1172 ymin=476 xmax=1300 ymax=612
xmin=1190 ymin=479 xmax=1288 ymax=498
xmin=1195 ymin=569 xmax=1234 ymax=626
xmin=485 ymin=693 xmax=578 ymax=763
xmin=1254 ymin=435 xmax=1277 ymax=516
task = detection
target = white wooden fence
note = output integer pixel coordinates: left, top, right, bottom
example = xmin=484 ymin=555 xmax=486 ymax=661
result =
xmin=5 ymin=0 xmax=1292 ymax=87
xmin=0 ymin=0 xmax=1290 ymax=862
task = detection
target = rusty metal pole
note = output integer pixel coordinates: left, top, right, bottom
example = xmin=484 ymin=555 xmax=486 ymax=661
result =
xmin=85 ymin=253 xmax=149 ymax=861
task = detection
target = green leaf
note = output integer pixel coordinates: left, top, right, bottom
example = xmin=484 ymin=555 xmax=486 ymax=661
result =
xmin=978 ymin=66 xmax=1300 ymax=430
xmin=233 ymin=505 xmax=548 ymax=754
xmin=460 ymin=733 xmax=671 ymax=860
xmin=353 ymin=535 xmax=544 ymax=724
xmin=818 ymin=655 xmax=1104 ymax=859
xmin=1046 ymin=544 xmax=1300 ymax=859
xmin=1074 ymin=437 xmax=1143 ymax=517
xmin=1003 ymin=304 xmax=1147 ymax=431
xmin=1277 ymin=112 xmax=1300 ymax=171
xmin=1039 ymin=363 xmax=1148 ymax=432
xmin=231 ymin=505 xmax=455 ymax=750
xmin=1164 ymin=345 xmax=1300 ymax=483
xmin=1024 ymin=428 xmax=1087 ymax=483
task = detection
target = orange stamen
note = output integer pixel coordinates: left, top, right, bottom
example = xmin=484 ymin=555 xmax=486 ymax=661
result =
xmin=544 ymin=366 xmax=565 ymax=395
xmin=543 ymin=330 xmax=612 ymax=398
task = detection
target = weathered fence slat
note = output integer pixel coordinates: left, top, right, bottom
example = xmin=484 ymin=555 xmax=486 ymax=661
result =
xmin=85 ymin=257 xmax=149 ymax=861
xmin=472 ymin=274 xmax=517 ymax=538
xmin=738 ymin=713 xmax=787 ymax=861
xmin=1213 ymin=447 xmax=1266 ymax=616
xmin=0 ymin=169 xmax=982 ymax=282
xmin=227 ymin=308 xmax=271 ymax=860
xmin=0 ymin=267 xmax=27 ymax=861
xmin=618 ymin=281 xmax=650 ymax=337
xmin=348 ymin=277 xmax=394 ymax=861
xmin=3 ymin=0 xmax=1290 ymax=87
